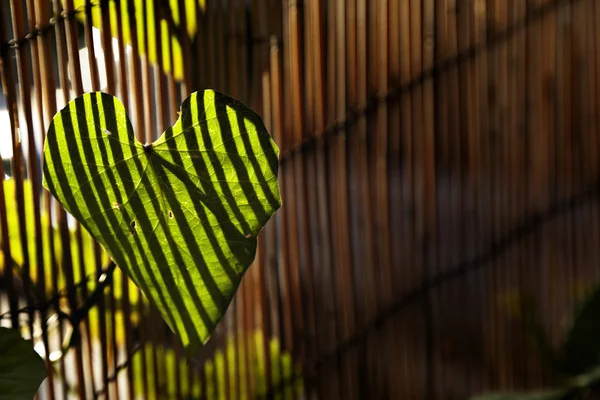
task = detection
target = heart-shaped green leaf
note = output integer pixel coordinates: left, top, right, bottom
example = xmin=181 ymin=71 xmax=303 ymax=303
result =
xmin=0 ymin=327 xmax=47 ymax=400
xmin=42 ymin=90 xmax=281 ymax=354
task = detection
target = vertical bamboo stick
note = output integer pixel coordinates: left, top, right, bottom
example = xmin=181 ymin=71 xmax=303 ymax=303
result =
xmin=84 ymin=0 xmax=101 ymax=91
xmin=297 ymin=0 xmax=318 ymax=382
xmin=244 ymin=266 xmax=257 ymax=397
xmin=454 ymin=0 xmax=480 ymax=392
xmin=301 ymin=0 xmax=314 ymax=376
xmin=303 ymin=2 xmax=314 ymax=142
xmin=495 ymin=0 xmax=515 ymax=389
xmin=420 ymin=0 xmax=438 ymax=395
xmin=508 ymin=0 xmax=528 ymax=389
xmin=325 ymin=0 xmax=345 ymax=395
xmin=0 ymin=42 xmax=17 ymax=332
xmin=432 ymin=0 xmax=448 ymax=396
xmin=177 ymin=0 xmax=192 ymax=93
xmin=234 ymin=282 xmax=247 ymax=398
xmin=238 ymin=0 xmax=249 ymax=103
xmin=153 ymin=0 xmax=168 ymax=134
xmin=261 ymin=70 xmax=275 ymax=396
xmin=64 ymin=0 xmax=84 ymax=95
xmin=7 ymin=8 xmax=37 ymax=400
xmin=11 ymin=0 xmax=43 ymax=343
xmin=215 ymin=0 xmax=226 ymax=92
xmin=349 ymin=0 xmax=376 ymax=395
xmin=269 ymin=36 xmax=298 ymax=397
xmin=195 ymin=2 xmax=206 ymax=91
xmin=248 ymin=0 xmax=268 ymax=110
xmin=262 ymin=30 xmax=282 ymax=400
xmin=127 ymin=0 xmax=146 ymax=141
xmin=408 ymin=0 xmax=428 ymax=395
xmin=473 ymin=0 xmax=493 ymax=388
xmin=533 ymin=0 xmax=555 ymax=387
xmin=399 ymin=0 xmax=421 ymax=395
xmin=253 ymin=235 xmax=270 ymax=397
xmin=555 ymin=2 xmax=574 ymax=387
xmin=137 ymin=297 xmax=150 ymax=399
xmin=115 ymin=0 xmax=130 ymax=110
xmin=121 ymin=277 xmax=135 ymax=399
xmin=0 ymin=163 xmax=11 ymax=329
xmin=205 ymin=0 xmax=215 ymax=90
xmin=449 ymin=0 xmax=473 ymax=394
xmin=24 ymin=1 xmax=58 ymax=396
xmin=387 ymin=0 xmax=406 ymax=397
xmin=166 ymin=11 xmax=179 ymax=122
xmin=141 ymin=0 xmax=155 ymax=143
xmin=0 ymin=2 xmax=28 ymax=334
xmin=334 ymin=0 xmax=360 ymax=397
xmin=375 ymin=0 xmax=393 ymax=310
xmin=101 ymin=0 xmax=116 ymax=95
xmin=367 ymin=4 xmax=382 ymax=391
xmin=306 ymin=0 xmax=342 ymax=392
xmin=35 ymin=0 xmax=58 ymax=125
xmin=580 ymin=0 xmax=596 ymax=186
xmin=484 ymin=0 xmax=506 ymax=389
xmin=287 ymin=4 xmax=316 ymax=396
xmin=571 ymin=0 xmax=587 ymax=382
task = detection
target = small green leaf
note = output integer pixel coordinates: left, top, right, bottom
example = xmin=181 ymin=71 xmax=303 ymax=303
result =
xmin=42 ymin=90 xmax=281 ymax=355
xmin=0 ymin=327 xmax=47 ymax=400
xmin=565 ymin=365 xmax=600 ymax=390
xmin=560 ymin=284 xmax=600 ymax=374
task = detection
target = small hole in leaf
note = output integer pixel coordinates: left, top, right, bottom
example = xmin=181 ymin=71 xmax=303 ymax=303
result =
xmin=103 ymin=128 xmax=112 ymax=136
xmin=131 ymin=220 xmax=136 ymax=229
xmin=168 ymin=210 xmax=173 ymax=219
xmin=244 ymin=233 xmax=252 ymax=239
xmin=113 ymin=202 xmax=120 ymax=210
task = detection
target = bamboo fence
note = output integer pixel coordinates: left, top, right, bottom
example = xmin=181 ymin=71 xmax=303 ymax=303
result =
xmin=0 ymin=0 xmax=598 ymax=399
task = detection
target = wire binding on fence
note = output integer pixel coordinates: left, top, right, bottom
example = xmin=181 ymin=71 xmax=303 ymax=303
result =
xmin=1 ymin=2 xmax=102 ymax=52
xmin=0 ymin=261 xmax=116 ymax=322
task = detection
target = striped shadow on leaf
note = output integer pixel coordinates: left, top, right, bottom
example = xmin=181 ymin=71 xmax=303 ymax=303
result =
xmin=42 ymin=90 xmax=281 ymax=355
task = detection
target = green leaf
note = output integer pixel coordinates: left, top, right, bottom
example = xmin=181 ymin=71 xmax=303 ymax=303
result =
xmin=0 ymin=327 xmax=47 ymax=400
xmin=42 ymin=90 xmax=281 ymax=355
xmin=560 ymin=283 xmax=600 ymax=374
xmin=565 ymin=365 xmax=600 ymax=390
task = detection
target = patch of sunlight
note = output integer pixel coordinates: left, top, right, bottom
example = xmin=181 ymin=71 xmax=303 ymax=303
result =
xmin=0 ymin=110 xmax=11 ymax=159
xmin=78 ymin=27 xmax=126 ymax=93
